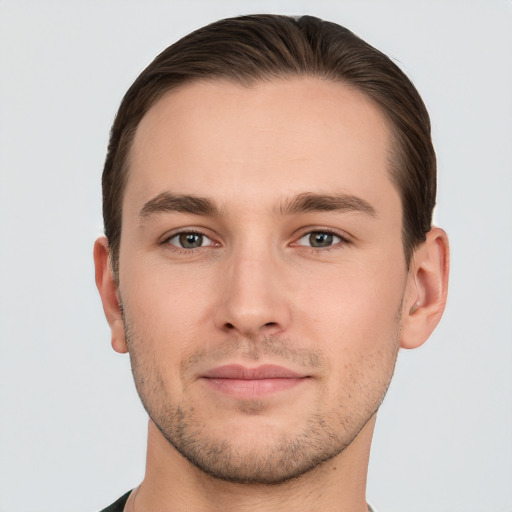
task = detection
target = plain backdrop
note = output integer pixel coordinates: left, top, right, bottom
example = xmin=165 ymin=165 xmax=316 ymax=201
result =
xmin=1 ymin=1 xmax=511 ymax=511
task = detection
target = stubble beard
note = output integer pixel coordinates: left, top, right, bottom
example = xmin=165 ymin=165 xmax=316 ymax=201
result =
xmin=122 ymin=315 xmax=401 ymax=485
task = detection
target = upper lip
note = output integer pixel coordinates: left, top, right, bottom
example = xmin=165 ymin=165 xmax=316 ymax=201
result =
xmin=202 ymin=364 xmax=305 ymax=380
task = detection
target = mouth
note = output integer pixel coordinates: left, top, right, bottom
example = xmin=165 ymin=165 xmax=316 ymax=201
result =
xmin=200 ymin=364 xmax=310 ymax=398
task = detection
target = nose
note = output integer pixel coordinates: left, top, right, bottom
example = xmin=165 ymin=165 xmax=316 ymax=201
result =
xmin=213 ymin=245 xmax=292 ymax=337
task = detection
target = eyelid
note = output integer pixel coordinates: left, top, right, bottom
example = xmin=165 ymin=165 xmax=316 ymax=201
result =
xmin=292 ymin=228 xmax=352 ymax=248
xmin=161 ymin=228 xmax=220 ymax=249
xmin=169 ymin=233 xmax=213 ymax=248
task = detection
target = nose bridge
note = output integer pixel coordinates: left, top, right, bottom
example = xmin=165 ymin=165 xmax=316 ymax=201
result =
xmin=214 ymin=233 xmax=290 ymax=336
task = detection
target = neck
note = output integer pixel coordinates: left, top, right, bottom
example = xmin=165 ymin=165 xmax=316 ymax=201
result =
xmin=129 ymin=416 xmax=375 ymax=512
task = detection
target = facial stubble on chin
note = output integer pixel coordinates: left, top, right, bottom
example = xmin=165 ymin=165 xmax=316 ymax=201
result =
xmin=120 ymin=306 xmax=401 ymax=485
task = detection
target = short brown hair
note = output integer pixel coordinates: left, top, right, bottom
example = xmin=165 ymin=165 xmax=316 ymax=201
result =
xmin=102 ymin=14 xmax=436 ymax=277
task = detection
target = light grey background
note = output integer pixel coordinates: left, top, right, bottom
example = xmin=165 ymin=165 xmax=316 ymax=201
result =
xmin=1 ymin=1 xmax=511 ymax=511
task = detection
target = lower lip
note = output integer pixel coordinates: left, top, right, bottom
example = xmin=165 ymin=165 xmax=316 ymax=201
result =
xmin=202 ymin=377 xmax=306 ymax=398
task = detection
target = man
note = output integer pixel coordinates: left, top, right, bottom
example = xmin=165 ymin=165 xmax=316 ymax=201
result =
xmin=94 ymin=14 xmax=449 ymax=512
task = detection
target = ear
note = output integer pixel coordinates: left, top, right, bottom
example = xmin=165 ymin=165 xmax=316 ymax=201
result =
xmin=93 ymin=236 xmax=128 ymax=353
xmin=401 ymin=227 xmax=450 ymax=349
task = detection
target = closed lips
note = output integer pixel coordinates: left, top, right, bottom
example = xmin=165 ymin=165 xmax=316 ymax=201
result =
xmin=202 ymin=364 xmax=307 ymax=380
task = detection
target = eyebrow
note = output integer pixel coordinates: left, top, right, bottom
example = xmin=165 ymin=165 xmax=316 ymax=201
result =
xmin=139 ymin=192 xmax=220 ymax=219
xmin=276 ymin=192 xmax=376 ymax=217
xmin=138 ymin=191 xmax=376 ymax=220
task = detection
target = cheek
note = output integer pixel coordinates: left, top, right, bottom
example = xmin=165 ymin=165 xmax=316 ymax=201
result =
xmin=119 ymin=260 xmax=216 ymax=357
xmin=295 ymin=259 xmax=406 ymax=372
xmin=303 ymin=266 xmax=403 ymax=411
xmin=303 ymin=259 xmax=405 ymax=323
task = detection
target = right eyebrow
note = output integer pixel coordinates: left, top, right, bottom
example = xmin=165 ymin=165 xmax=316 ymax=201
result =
xmin=138 ymin=192 xmax=219 ymax=219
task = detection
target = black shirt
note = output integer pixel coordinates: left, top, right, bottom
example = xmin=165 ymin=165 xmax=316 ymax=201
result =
xmin=99 ymin=490 xmax=131 ymax=512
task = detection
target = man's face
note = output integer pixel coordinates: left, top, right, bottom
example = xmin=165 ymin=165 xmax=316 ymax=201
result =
xmin=116 ymin=78 xmax=410 ymax=483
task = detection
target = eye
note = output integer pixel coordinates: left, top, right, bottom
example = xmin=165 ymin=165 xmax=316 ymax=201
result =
xmin=167 ymin=232 xmax=214 ymax=249
xmin=296 ymin=231 xmax=344 ymax=248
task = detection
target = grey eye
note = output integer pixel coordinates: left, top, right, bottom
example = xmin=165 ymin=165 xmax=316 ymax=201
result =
xmin=168 ymin=232 xmax=213 ymax=249
xmin=310 ymin=232 xmax=334 ymax=247
xmin=297 ymin=231 xmax=342 ymax=248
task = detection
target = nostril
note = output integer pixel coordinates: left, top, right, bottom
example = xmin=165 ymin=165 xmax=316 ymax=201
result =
xmin=223 ymin=321 xmax=277 ymax=331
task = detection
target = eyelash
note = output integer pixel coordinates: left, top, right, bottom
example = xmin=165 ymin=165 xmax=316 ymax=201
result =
xmin=162 ymin=228 xmax=351 ymax=253
xmin=294 ymin=229 xmax=350 ymax=252
xmin=163 ymin=230 xmax=218 ymax=253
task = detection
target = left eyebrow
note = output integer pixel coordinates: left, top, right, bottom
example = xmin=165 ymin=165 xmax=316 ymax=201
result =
xmin=276 ymin=192 xmax=376 ymax=217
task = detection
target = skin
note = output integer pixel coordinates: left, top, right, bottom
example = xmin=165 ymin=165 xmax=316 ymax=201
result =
xmin=95 ymin=77 xmax=449 ymax=512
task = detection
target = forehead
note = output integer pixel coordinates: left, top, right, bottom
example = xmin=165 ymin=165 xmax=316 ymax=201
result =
xmin=126 ymin=77 xmax=397 ymax=215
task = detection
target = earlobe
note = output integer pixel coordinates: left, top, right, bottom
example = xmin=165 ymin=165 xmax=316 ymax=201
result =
xmin=93 ymin=237 xmax=128 ymax=354
xmin=401 ymin=227 xmax=450 ymax=350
